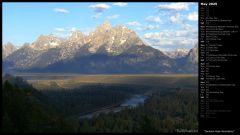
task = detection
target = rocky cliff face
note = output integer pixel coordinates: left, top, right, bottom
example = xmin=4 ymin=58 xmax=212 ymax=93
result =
xmin=3 ymin=21 xmax=198 ymax=74
xmin=2 ymin=42 xmax=17 ymax=59
xmin=86 ymin=21 xmax=144 ymax=55
xmin=163 ymin=48 xmax=189 ymax=59
xmin=30 ymin=34 xmax=63 ymax=50
xmin=187 ymin=43 xmax=198 ymax=64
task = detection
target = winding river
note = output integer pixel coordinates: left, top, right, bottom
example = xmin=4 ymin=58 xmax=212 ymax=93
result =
xmin=79 ymin=95 xmax=148 ymax=119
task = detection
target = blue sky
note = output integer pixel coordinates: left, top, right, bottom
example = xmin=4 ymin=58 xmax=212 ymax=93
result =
xmin=3 ymin=2 xmax=198 ymax=51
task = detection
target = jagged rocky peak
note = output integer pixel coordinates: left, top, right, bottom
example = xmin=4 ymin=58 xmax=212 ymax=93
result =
xmin=19 ymin=42 xmax=32 ymax=50
xmin=36 ymin=34 xmax=56 ymax=42
xmin=98 ymin=20 xmax=111 ymax=31
xmin=4 ymin=42 xmax=14 ymax=46
xmin=115 ymin=24 xmax=137 ymax=34
xmin=69 ymin=30 xmax=85 ymax=39
xmin=91 ymin=20 xmax=112 ymax=35
xmin=115 ymin=25 xmax=144 ymax=45
xmin=22 ymin=42 xmax=30 ymax=47
xmin=2 ymin=42 xmax=17 ymax=58
xmin=176 ymin=48 xmax=189 ymax=53
xmin=87 ymin=21 xmax=145 ymax=54
xmin=68 ymin=30 xmax=86 ymax=45
xmin=3 ymin=42 xmax=15 ymax=50
xmin=59 ymin=30 xmax=87 ymax=60
xmin=187 ymin=43 xmax=198 ymax=64
xmin=3 ymin=20 xmax=198 ymax=73
xmin=164 ymin=48 xmax=189 ymax=59
xmin=30 ymin=34 xmax=62 ymax=50
xmin=87 ymin=21 xmax=112 ymax=53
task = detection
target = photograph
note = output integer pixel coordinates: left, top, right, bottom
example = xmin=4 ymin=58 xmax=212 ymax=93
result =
xmin=2 ymin=2 xmax=199 ymax=133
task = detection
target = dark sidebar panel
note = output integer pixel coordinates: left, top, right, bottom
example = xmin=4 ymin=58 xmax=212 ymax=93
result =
xmin=199 ymin=0 xmax=240 ymax=134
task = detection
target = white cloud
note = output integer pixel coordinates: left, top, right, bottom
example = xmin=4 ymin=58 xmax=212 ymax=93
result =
xmin=107 ymin=14 xmax=119 ymax=19
xmin=144 ymin=32 xmax=162 ymax=40
xmin=187 ymin=12 xmax=198 ymax=21
xmin=53 ymin=32 xmax=69 ymax=38
xmin=91 ymin=13 xmax=102 ymax=19
xmin=143 ymin=25 xmax=197 ymax=50
xmin=126 ymin=21 xmax=141 ymax=26
xmin=146 ymin=16 xmax=161 ymax=23
xmin=89 ymin=3 xmax=110 ymax=13
xmin=54 ymin=28 xmax=65 ymax=32
xmin=113 ymin=2 xmax=128 ymax=7
xmin=156 ymin=3 xmax=190 ymax=11
xmin=54 ymin=8 xmax=70 ymax=14
xmin=70 ymin=27 xmax=77 ymax=32
xmin=147 ymin=25 xmax=160 ymax=30
xmin=170 ymin=13 xmax=181 ymax=23
xmin=144 ymin=33 xmax=196 ymax=49
xmin=54 ymin=27 xmax=82 ymax=38
xmin=136 ymin=25 xmax=159 ymax=31
xmin=175 ymin=30 xmax=189 ymax=37
xmin=53 ymin=29 xmax=69 ymax=38
xmin=181 ymin=24 xmax=198 ymax=36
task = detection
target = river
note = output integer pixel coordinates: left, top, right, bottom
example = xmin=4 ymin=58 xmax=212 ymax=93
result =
xmin=79 ymin=95 xmax=148 ymax=119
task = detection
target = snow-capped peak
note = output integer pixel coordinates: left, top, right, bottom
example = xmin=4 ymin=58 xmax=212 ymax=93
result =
xmin=163 ymin=48 xmax=189 ymax=59
xmin=30 ymin=34 xmax=62 ymax=50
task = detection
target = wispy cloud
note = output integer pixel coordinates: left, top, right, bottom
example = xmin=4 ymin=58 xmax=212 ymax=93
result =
xmin=53 ymin=33 xmax=70 ymax=38
xmin=53 ymin=8 xmax=70 ymax=14
xmin=136 ymin=24 xmax=160 ymax=31
xmin=53 ymin=28 xmax=69 ymax=38
xmin=143 ymin=24 xmax=197 ymax=49
xmin=89 ymin=3 xmax=110 ymax=13
xmin=54 ymin=28 xmax=65 ymax=32
xmin=146 ymin=16 xmax=162 ymax=23
xmin=187 ymin=12 xmax=198 ymax=21
xmin=70 ymin=27 xmax=77 ymax=32
xmin=91 ymin=13 xmax=102 ymax=19
xmin=126 ymin=21 xmax=141 ymax=26
xmin=53 ymin=27 xmax=80 ymax=38
xmin=170 ymin=13 xmax=181 ymax=23
xmin=113 ymin=2 xmax=128 ymax=7
xmin=107 ymin=14 xmax=119 ymax=20
xmin=156 ymin=3 xmax=190 ymax=11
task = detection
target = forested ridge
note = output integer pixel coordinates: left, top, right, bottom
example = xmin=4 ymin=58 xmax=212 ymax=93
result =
xmin=41 ymin=84 xmax=149 ymax=116
xmin=2 ymin=75 xmax=75 ymax=133
xmin=77 ymin=89 xmax=198 ymax=133
xmin=2 ymin=74 xmax=198 ymax=133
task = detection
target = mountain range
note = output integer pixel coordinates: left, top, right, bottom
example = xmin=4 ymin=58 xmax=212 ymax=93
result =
xmin=163 ymin=48 xmax=189 ymax=59
xmin=3 ymin=21 xmax=198 ymax=74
